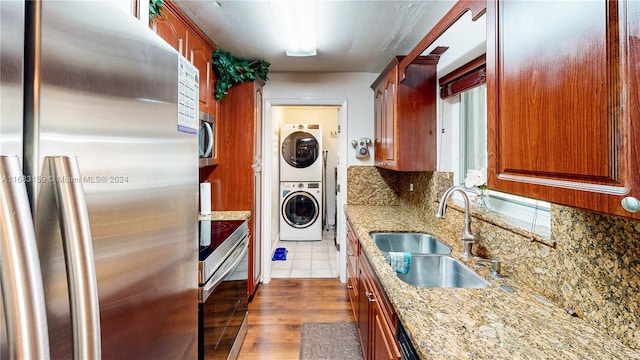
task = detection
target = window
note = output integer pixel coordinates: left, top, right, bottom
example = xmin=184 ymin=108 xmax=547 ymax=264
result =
xmin=438 ymin=60 xmax=550 ymax=233
xmin=460 ymin=85 xmax=487 ymax=176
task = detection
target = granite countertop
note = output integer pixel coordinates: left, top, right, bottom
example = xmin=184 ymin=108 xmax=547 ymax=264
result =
xmin=345 ymin=204 xmax=640 ymax=359
xmin=199 ymin=211 xmax=251 ymax=221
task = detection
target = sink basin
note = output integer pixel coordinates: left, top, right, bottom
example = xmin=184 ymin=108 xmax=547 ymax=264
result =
xmin=397 ymin=255 xmax=489 ymax=288
xmin=370 ymin=232 xmax=451 ymax=255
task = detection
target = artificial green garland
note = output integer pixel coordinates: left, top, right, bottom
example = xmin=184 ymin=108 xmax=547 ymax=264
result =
xmin=149 ymin=0 xmax=164 ymax=24
xmin=212 ymin=49 xmax=270 ymax=100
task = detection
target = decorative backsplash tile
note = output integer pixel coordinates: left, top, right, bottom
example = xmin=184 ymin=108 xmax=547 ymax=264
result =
xmin=347 ymin=165 xmax=640 ymax=350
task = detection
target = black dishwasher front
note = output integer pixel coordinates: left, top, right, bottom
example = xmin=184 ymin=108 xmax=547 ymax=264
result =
xmin=396 ymin=321 xmax=418 ymax=360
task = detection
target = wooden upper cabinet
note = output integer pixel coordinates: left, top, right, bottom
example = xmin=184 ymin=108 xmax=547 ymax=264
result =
xmin=487 ymin=0 xmax=640 ymax=219
xmin=150 ymin=4 xmax=187 ymax=56
xmin=151 ymin=1 xmax=218 ymax=116
xmin=382 ymin=70 xmax=397 ymax=168
xmin=187 ymin=33 xmax=214 ymax=114
xmin=373 ymin=87 xmax=385 ymax=166
xmin=371 ymin=56 xmax=439 ymax=171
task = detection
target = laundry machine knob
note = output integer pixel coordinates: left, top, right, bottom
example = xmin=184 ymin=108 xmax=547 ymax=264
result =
xmin=298 ymin=183 xmax=304 ymax=188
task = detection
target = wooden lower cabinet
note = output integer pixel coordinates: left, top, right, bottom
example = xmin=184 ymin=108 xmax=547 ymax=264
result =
xmin=372 ymin=298 xmax=399 ymax=360
xmin=346 ymin=220 xmax=359 ymax=321
xmin=357 ymin=267 xmax=372 ymax=358
xmin=347 ymin=218 xmax=400 ymax=360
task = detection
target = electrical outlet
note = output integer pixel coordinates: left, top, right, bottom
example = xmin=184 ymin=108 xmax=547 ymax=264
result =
xmin=410 ymin=183 xmax=414 ymax=192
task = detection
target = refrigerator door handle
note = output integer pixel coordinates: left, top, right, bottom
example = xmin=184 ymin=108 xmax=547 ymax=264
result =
xmin=46 ymin=156 xmax=102 ymax=360
xmin=0 ymin=156 xmax=51 ymax=359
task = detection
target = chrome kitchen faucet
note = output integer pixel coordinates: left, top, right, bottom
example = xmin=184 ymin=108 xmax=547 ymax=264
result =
xmin=435 ymin=186 xmax=476 ymax=258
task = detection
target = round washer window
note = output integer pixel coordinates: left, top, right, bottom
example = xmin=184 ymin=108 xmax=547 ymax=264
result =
xmin=281 ymin=131 xmax=319 ymax=169
xmin=282 ymin=191 xmax=319 ymax=228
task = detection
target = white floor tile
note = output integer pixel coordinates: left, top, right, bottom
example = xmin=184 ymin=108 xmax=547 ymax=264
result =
xmin=271 ymin=260 xmax=292 ymax=270
xmin=292 ymin=259 xmax=311 ymax=270
xmin=313 ymin=252 xmax=329 ymax=260
xmin=312 ymin=260 xmax=330 ymax=270
xmin=311 ymin=269 xmax=332 ymax=278
xmin=271 ymin=229 xmax=338 ymax=279
xmin=294 ymin=252 xmax=312 ymax=260
xmin=290 ymin=269 xmax=311 ymax=277
xmin=296 ymin=244 xmax=314 ymax=252
xmin=271 ymin=269 xmax=291 ymax=278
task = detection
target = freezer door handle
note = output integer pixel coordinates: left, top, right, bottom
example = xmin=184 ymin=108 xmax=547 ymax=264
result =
xmin=0 ymin=156 xmax=51 ymax=359
xmin=46 ymin=156 xmax=102 ymax=360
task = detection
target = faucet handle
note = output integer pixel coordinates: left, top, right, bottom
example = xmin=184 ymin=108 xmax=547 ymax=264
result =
xmin=475 ymin=258 xmax=502 ymax=278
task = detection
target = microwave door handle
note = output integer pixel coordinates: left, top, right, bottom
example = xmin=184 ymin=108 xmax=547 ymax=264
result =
xmin=203 ymin=121 xmax=213 ymax=157
xmin=0 ymin=156 xmax=51 ymax=359
xmin=46 ymin=156 xmax=101 ymax=360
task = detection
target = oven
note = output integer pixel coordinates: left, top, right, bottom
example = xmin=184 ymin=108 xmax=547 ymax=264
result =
xmin=198 ymin=219 xmax=249 ymax=360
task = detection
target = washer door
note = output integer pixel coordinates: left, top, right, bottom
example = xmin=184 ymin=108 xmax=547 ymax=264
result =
xmin=281 ymin=131 xmax=319 ymax=169
xmin=282 ymin=191 xmax=319 ymax=228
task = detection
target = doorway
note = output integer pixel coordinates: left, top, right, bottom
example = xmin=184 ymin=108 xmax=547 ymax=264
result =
xmin=271 ymin=106 xmax=339 ymax=278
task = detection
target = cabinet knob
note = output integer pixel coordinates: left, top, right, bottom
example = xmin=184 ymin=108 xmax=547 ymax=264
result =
xmin=366 ymin=291 xmax=375 ymax=302
xmin=621 ymin=197 xmax=640 ymax=213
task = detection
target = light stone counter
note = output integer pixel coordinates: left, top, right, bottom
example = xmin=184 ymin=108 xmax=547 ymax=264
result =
xmin=199 ymin=211 xmax=251 ymax=221
xmin=345 ymin=204 xmax=640 ymax=359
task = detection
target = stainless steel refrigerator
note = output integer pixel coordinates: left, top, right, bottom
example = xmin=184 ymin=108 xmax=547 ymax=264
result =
xmin=1 ymin=1 xmax=199 ymax=358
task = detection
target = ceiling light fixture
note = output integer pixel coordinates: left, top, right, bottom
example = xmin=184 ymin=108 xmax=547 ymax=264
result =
xmin=270 ymin=1 xmax=317 ymax=57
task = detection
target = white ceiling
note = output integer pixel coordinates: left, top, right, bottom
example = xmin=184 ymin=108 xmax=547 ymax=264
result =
xmin=174 ymin=0 xmax=457 ymax=73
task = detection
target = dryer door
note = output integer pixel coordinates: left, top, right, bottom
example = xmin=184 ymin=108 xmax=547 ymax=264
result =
xmin=282 ymin=191 xmax=319 ymax=228
xmin=281 ymin=131 xmax=320 ymax=169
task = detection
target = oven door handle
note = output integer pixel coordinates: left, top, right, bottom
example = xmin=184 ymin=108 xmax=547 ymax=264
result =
xmin=199 ymin=236 xmax=248 ymax=303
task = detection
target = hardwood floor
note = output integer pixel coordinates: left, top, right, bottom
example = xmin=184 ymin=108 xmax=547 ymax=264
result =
xmin=237 ymin=278 xmax=355 ymax=359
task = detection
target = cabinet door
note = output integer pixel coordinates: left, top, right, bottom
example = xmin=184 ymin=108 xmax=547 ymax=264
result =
xmin=487 ymin=0 xmax=640 ymax=219
xmin=346 ymin=259 xmax=358 ymax=321
xmin=382 ymin=71 xmax=397 ymax=168
xmin=372 ymin=298 xmax=401 ymax=360
xmin=188 ymin=34 xmax=213 ymax=114
xmin=346 ymin=224 xmax=359 ymax=321
xmin=150 ymin=5 xmax=187 ymax=56
xmin=357 ymin=267 xmax=371 ymax=360
xmin=373 ymin=87 xmax=385 ymax=166
xmin=250 ymin=83 xmax=263 ymax=296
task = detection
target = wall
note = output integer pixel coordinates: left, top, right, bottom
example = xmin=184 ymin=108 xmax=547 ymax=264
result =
xmin=347 ymin=166 xmax=640 ymax=350
xmin=262 ymin=72 xmax=378 ymax=282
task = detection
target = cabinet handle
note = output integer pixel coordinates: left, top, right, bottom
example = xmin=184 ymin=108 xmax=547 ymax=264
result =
xmin=347 ymin=284 xmax=353 ymax=289
xmin=621 ymin=197 xmax=640 ymax=213
xmin=366 ymin=291 xmax=376 ymax=302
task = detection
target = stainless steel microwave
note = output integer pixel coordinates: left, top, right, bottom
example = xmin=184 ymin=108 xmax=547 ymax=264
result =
xmin=199 ymin=111 xmax=215 ymax=167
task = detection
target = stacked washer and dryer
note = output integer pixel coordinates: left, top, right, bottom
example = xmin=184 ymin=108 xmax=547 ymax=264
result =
xmin=280 ymin=124 xmax=323 ymax=241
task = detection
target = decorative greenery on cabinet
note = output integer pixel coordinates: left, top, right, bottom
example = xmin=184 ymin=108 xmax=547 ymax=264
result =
xmin=148 ymin=0 xmax=164 ymax=23
xmin=211 ymin=49 xmax=269 ymax=100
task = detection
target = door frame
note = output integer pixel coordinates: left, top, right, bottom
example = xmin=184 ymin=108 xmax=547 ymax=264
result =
xmin=262 ymin=98 xmax=348 ymax=284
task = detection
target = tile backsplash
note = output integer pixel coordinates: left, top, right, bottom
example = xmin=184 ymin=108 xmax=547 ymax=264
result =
xmin=347 ymin=166 xmax=640 ymax=350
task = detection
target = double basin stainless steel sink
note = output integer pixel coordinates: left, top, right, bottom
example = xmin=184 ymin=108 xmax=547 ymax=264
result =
xmin=370 ymin=232 xmax=489 ymax=288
